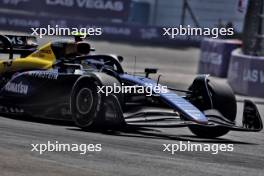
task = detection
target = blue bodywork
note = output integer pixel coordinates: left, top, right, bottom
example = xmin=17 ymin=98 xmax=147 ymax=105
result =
xmin=120 ymin=74 xmax=208 ymax=124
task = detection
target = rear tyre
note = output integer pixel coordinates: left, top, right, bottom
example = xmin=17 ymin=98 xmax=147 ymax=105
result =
xmin=71 ymin=78 xmax=103 ymax=128
xmin=188 ymin=78 xmax=237 ymax=138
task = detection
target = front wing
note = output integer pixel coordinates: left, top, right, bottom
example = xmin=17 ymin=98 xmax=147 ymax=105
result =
xmin=106 ymin=95 xmax=263 ymax=132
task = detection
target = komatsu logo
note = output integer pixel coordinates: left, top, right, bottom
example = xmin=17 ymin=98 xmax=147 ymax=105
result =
xmin=5 ymin=82 xmax=28 ymax=95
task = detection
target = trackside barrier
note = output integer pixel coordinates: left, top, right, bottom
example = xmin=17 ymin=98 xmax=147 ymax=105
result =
xmin=0 ymin=0 xmax=132 ymax=21
xmin=227 ymin=49 xmax=264 ymax=98
xmin=0 ymin=12 xmax=201 ymax=48
xmin=198 ymin=38 xmax=242 ymax=77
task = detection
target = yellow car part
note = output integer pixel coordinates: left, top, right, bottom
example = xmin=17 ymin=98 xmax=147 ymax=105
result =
xmin=0 ymin=42 xmax=55 ymax=74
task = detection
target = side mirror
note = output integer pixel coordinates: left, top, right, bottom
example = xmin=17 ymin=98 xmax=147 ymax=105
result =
xmin=77 ymin=42 xmax=91 ymax=55
xmin=145 ymin=68 xmax=158 ymax=78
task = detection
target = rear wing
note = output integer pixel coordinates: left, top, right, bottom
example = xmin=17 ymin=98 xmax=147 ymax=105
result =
xmin=0 ymin=35 xmax=38 ymax=57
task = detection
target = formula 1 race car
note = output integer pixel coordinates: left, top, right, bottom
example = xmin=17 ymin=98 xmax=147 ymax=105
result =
xmin=0 ymin=34 xmax=262 ymax=138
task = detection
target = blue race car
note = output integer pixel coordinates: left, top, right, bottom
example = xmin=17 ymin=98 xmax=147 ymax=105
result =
xmin=0 ymin=35 xmax=262 ymax=138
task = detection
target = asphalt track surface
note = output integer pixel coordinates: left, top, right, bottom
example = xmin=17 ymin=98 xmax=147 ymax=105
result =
xmin=0 ymin=37 xmax=264 ymax=176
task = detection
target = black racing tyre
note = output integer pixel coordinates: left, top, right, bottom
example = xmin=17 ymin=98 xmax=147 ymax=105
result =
xmin=71 ymin=73 xmax=124 ymax=129
xmin=71 ymin=78 xmax=103 ymax=128
xmin=189 ymin=78 xmax=237 ymax=138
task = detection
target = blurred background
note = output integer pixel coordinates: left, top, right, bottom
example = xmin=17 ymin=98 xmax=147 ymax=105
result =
xmin=0 ymin=0 xmax=263 ymax=98
xmin=0 ymin=0 xmax=246 ymax=46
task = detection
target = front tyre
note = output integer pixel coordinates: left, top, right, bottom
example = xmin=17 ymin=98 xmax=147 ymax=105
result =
xmin=188 ymin=78 xmax=237 ymax=138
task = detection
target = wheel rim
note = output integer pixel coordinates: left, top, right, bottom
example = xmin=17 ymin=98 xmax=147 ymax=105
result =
xmin=76 ymin=88 xmax=93 ymax=115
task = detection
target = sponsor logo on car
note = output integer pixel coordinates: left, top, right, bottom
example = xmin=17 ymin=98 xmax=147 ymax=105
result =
xmin=28 ymin=71 xmax=59 ymax=80
xmin=5 ymin=82 xmax=28 ymax=95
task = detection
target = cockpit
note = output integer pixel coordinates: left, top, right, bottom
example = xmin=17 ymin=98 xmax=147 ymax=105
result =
xmin=50 ymin=41 xmax=124 ymax=74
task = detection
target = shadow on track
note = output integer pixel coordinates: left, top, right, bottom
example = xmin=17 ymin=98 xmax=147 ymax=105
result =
xmin=67 ymin=126 xmax=256 ymax=145
xmin=1 ymin=114 xmax=257 ymax=145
